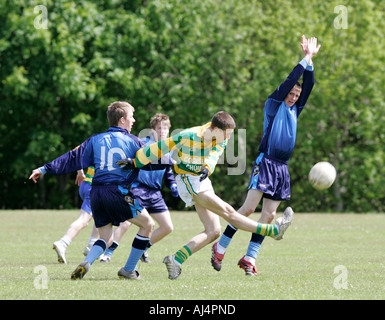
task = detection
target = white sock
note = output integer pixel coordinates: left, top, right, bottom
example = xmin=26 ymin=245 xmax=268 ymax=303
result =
xmin=60 ymin=235 xmax=71 ymax=248
xmin=244 ymin=255 xmax=256 ymax=265
xmin=87 ymin=237 xmax=98 ymax=248
xmin=216 ymin=243 xmax=226 ymax=255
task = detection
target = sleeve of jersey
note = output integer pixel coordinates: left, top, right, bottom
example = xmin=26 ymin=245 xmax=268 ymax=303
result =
xmin=203 ymin=140 xmax=227 ymax=175
xmin=135 ymin=134 xmax=180 ymax=168
xmin=163 ymin=165 xmax=176 ymax=189
xmin=44 ymin=138 xmax=92 ymax=175
xmin=297 ymin=69 xmax=315 ymax=115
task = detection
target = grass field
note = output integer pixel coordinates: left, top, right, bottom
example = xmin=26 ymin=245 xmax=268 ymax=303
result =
xmin=1 ymin=210 xmax=384 ymax=300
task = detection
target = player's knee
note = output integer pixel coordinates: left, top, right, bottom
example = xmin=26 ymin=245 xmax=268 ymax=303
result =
xmin=239 ymin=206 xmax=255 ymax=217
xmin=163 ymin=223 xmax=174 ymax=235
xmin=144 ymin=218 xmax=155 ymax=233
xmin=207 ymin=227 xmax=221 ymax=242
xmin=261 ymin=211 xmax=276 ymax=223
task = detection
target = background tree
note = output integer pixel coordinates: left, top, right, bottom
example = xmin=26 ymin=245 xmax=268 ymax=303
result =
xmin=0 ymin=0 xmax=384 ymax=212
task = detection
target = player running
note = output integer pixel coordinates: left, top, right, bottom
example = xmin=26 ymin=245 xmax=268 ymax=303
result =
xmin=117 ymin=111 xmax=293 ymax=280
xmin=29 ymin=101 xmax=162 ymax=280
xmin=99 ymin=113 xmax=179 ymax=263
xmin=212 ymin=36 xmax=320 ymax=276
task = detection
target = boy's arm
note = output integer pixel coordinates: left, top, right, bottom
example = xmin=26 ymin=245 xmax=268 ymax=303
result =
xmin=268 ymin=60 xmax=307 ymax=102
xmin=202 ymin=140 xmax=227 ymax=176
xmin=135 ymin=133 xmax=182 ymax=168
xmin=29 ymin=138 xmax=92 ymax=183
xmin=297 ymin=68 xmax=315 ymax=114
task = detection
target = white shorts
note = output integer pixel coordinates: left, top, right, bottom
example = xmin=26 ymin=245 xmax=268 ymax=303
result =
xmin=175 ymin=174 xmax=214 ymax=207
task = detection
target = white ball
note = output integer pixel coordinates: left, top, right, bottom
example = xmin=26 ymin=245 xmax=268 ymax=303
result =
xmin=308 ymin=161 xmax=336 ymax=190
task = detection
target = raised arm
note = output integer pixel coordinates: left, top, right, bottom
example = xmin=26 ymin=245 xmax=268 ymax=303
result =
xmin=269 ymin=36 xmax=320 ymax=103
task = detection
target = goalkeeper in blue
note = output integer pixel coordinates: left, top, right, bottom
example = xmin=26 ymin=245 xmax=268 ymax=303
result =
xmin=212 ymin=36 xmax=321 ymax=276
xmin=29 ymin=101 xmax=160 ymax=280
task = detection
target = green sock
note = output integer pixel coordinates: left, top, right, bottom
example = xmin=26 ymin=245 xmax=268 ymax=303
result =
xmin=174 ymin=245 xmax=192 ymax=265
xmin=255 ymin=223 xmax=278 ymax=236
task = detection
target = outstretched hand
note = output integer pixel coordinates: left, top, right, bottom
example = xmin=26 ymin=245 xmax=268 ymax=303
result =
xmin=29 ymin=169 xmax=42 ymax=183
xmin=302 ymin=35 xmax=321 ymax=58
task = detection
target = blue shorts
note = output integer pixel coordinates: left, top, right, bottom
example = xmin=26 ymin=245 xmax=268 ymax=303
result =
xmin=79 ymin=182 xmax=92 ymax=215
xmin=90 ymin=185 xmax=144 ymax=228
xmin=130 ymin=184 xmax=169 ymax=214
xmin=248 ymin=153 xmax=291 ymax=201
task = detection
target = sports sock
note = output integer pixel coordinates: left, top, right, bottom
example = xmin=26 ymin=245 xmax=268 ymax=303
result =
xmin=245 ymin=234 xmax=265 ymax=260
xmin=87 ymin=237 xmax=98 ymax=249
xmin=174 ymin=245 xmax=192 ymax=265
xmin=255 ymin=223 xmax=278 ymax=236
xmin=60 ymin=235 xmax=72 ymax=248
xmin=218 ymin=224 xmax=238 ymax=254
xmin=84 ymin=239 xmax=106 ymax=265
xmin=104 ymin=241 xmax=119 ymax=257
xmin=124 ymin=235 xmax=150 ymax=272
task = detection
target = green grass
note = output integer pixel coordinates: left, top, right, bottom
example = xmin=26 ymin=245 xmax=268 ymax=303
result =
xmin=1 ymin=210 xmax=384 ymax=300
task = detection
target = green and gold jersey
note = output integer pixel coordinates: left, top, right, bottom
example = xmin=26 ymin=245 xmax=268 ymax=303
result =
xmin=135 ymin=123 xmax=227 ymax=176
xmin=83 ymin=166 xmax=94 ymax=185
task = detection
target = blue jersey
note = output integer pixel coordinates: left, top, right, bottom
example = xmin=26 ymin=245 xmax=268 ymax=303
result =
xmin=43 ymin=127 xmax=145 ymax=186
xmin=132 ymin=135 xmax=176 ymax=190
xmin=258 ymin=58 xmax=315 ymax=163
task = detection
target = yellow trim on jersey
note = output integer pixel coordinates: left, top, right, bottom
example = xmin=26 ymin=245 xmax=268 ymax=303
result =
xmin=135 ymin=123 xmax=227 ymax=176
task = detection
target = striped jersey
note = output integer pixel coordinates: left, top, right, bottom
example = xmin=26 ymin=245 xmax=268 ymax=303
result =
xmin=135 ymin=123 xmax=227 ymax=176
xmin=83 ymin=166 xmax=95 ymax=185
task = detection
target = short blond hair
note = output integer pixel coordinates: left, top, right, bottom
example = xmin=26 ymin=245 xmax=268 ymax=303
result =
xmin=150 ymin=113 xmax=171 ymax=129
xmin=106 ymin=101 xmax=134 ymax=126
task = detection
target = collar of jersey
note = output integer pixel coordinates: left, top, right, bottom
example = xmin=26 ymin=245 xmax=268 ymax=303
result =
xmin=108 ymin=126 xmax=129 ymax=134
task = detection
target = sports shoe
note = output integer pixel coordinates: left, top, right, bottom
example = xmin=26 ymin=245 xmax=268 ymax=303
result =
xmin=140 ymin=251 xmax=151 ymax=263
xmin=211 ymin=242 xmax=224 ymax=271
xmin=53 ymin=241 xmax=67 ymax=264
xmin=163 ymin=255 xmax=182 ymax=280
xmin=272 ymin=206 xmax=294 ymax=240
xmin=71 ymin=261 xmax=90 ymax=280
xmin=99 ymin=254 xmax=111 ymax=263
xmin=238 ymin=256 xmax=257 ymax=276
xmin=117 ymin=268 xmax=141 ymax=280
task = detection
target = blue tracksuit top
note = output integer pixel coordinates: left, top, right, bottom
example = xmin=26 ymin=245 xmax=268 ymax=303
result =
xmin=43 ymin=127 xmax=145 ymax=186
xmin=258 ymin=58 xmax=315 ymax=163
xmin=132 ymin=135 xmax=176 ymax=190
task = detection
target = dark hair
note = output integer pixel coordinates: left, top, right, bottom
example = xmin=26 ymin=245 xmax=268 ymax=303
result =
xmin=210 ymin=111 xmax=236 ymax=130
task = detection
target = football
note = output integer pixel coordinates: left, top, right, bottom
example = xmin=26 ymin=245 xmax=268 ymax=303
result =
xmin=308 ymin=161 xmax=336 ymax=190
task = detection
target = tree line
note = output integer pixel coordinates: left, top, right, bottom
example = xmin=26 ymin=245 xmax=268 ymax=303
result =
xmin=1 ymin=0 xmax=384 ymax=212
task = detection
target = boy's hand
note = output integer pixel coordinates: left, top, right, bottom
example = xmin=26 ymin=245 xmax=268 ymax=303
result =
xmin=116 ymin=158 xmax=136 ymax=169
xmin=198 ymin=167 xmax=209 ymax=182
xmin=305 ymin=37 xmax=321 ymax=58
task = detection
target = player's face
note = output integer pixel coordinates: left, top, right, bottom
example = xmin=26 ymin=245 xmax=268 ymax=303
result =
xmin=121 ymin=110 xmax=135 ymax=133
xmin=153 ymin=121 xmax=170 ymax=141
xmin=284 ymin=86 xmax=302 ymax=107
xmin=212 ymin=128 xmax=234 ymax=143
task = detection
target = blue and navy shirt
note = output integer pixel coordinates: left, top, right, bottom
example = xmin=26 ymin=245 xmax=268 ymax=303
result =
xmin=258 ymin=58 xmax=315 ymax=163
xmin=41 ymin=127 xmax=145 ymax=187
xmin=132 ymin=134 xmax=176 ymax=190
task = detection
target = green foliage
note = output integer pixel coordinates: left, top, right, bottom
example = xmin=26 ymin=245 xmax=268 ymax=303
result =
xmin=0 ymin=0 xmax=384 ymax=211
